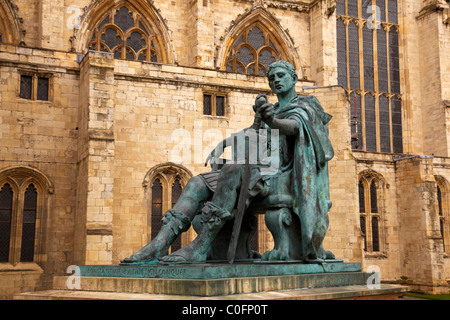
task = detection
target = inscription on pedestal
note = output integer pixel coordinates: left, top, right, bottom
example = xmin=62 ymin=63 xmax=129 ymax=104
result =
xmin=78 ymin=262 xmax=361 ymax=280
xmin=81 ymin=265 xmax=188 ymax=278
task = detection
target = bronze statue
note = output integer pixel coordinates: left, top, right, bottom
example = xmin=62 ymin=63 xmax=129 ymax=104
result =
xmin=121 ymin=60 xmax=335 ymax=265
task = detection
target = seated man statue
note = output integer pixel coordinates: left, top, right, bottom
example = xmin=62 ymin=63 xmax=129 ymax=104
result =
xmin=121 ymin=60 xmax=335 ymax=265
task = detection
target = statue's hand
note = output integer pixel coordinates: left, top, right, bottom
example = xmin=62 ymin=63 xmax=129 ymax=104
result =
xmin=260 ymin=102 xmax=275 ymax=124
xmin=253 ymin=94 xmax=268 ymax=116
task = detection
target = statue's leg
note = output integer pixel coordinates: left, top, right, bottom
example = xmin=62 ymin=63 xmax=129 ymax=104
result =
xmin=159 ymin=165 xmax=242 ymax=263
xmin=209 ymin=164 xmax=243 ymax=212
xmin=121 ymin=176 xmax=212 ymax=264
xmin=159 ymin=201 xmax=233 ymax=263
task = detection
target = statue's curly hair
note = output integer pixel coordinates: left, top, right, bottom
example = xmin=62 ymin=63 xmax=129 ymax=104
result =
xmin=267 ymin=60 xmax=298 ymax=81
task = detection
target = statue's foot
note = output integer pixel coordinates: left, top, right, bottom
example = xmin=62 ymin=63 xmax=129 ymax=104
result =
xmin=120 ymin=247 xmax=167 ymax=264
xmin=159 ymin=240 xmax=207 ymax=264
xmin=120 ymin=210 xmax=191 ymax=264
xmin=121 ymin=255 xmax=139 ymax=264
xmin=261 ymin=249 xmax=289 ymax=261
xmin=324 ymin=250 xmax=335 ymax=260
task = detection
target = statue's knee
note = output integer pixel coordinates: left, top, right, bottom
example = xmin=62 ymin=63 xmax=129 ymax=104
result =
xmin=186 ymin=176 xmax=206 ymax=191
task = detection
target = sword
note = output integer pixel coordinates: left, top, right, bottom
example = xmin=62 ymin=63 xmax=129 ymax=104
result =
xmin=227 ymin=141 xmax=251 ymax=264
xmin=227 ymin=95 xmax=267 ymax=264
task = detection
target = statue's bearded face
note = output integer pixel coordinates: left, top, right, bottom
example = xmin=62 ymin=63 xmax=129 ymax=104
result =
xmin=268 ymin=67 xmax=296 ymax=95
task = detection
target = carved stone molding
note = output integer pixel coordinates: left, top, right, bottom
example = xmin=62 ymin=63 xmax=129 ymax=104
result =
xmin=417 ymin=0 xmax=450 ymax=21
xmin=215 ymin=5 xmax=304 ymax=77
xmin=0 ymin=0 xmax=25 ymax=45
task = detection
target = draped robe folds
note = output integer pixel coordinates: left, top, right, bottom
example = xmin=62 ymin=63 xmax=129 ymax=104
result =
xmin=275 ymin=95 xmax=334 ymax=260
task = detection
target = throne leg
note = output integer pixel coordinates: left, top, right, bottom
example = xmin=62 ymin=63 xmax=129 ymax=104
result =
xmin=262 ymin=208 xmax=303 ymax=261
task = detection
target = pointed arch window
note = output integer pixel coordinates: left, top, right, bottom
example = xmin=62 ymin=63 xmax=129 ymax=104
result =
xmin=225 ymin=23 xmax=288 ymax=76
xmin=150 ymin=178 xmax=163 ymax=241
xmin=0 ymin=179 xmax=44 ymax=264
xmin=0 ymin=183 xmax=13 ymax=262
xmin=88 ymin=4 xmax=163 ymax=62
xmin=145 ymin=164 xmax=193 ymax=253
xmin=359 ymin=173 xmax=385 ymax=253
xmin=435 ymin=177 xmax=449 ymax=253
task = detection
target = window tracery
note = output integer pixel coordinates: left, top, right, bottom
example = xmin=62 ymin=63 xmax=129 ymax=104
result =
xmin=224 ymin=23 xmax=286 ymax=76
xmin=337 ymin=0 xmax=403 ymax=153
xmin=88 ymin=4 xmax=162 ymax=62
xmin=435 ymin=176 xmax=449 ymax=253
xmin=144 ymin=164 xmax=193 ymax=253
xmin=0 ymin=167 xmax=52 ymax=265
xmin=358 ymin=171 xmax=386 ymax=253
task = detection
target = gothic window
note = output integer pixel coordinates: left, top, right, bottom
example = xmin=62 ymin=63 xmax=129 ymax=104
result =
xmin=0 ymin=171 xmax=49 ymax=265
xmin=437 ymin=185 xmax=445 ymax=252
xmin=225 ymin=23 xmax=287 ymax=76
xmin=150 ymin=178 xmax=163 ymax=241
xmin=89 ymin=4 xmax=163 ymax=62
xmin=337 ymin=0 xmax=403 ymax=153
xmin=170 ymin=179 xmax=183 ymax=252
xmin=0 ymin=183 xmax=13 ymax=263
xmin=20 ymin=184 xmax=37 ymax=262
xmin=359 ymin=173 xmax=384 ymax=253
xmin=435 ymin=177 xmax=449 ymax=253
xmin=146 ymin=165 xmax=192 ymax=253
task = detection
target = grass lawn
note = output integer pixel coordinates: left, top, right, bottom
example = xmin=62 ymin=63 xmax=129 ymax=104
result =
xmin=405 ymin=293 xmax=450 ymax=300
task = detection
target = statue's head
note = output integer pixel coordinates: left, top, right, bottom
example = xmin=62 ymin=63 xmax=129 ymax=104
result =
xmin=267 ymin=60 xmax=298 ymax=95
xmin=267 ymin=60 xmax=298 ymax=83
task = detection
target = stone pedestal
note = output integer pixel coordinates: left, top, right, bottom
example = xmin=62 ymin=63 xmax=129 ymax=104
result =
xmin=14 ymin=262 xmax=409 ymax=300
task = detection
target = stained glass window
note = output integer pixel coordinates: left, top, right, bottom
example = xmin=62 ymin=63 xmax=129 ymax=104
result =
xmin=348 ymin=21 xmax=360 ymax=90
xmin=20 ymin=75 xmax=32 ymax=100
xmin=216 ymin=96 xmax=225 ymax=117
xmin=351 ymin=93 xmax=362 ymax=150
xmin=359 ymin=181 xmax=365 ymax=213
xmin=20 ymin=75 xmax=50 ymax=101
xmin=20 ymin=184 xmax=37 ymax=262
xmin=203 ymin=93 xmax=227 ymax=117
xmin=225 ymin=24 xmax=286 ymax=76
xmin=170 ymin=179 xmax=183 ymax=252
xmin=360 ymin=216 xmax=367 ymax=251
xmin=151 ymin=179 xmax=163 ymax=240
xmin=149 ymin=173 xmax=185 ymax=252
xmin=0 ymin=184 xmax=13 ymax=263
xmin=337 ymin=0 xmax=402 ymax=153
xmin=359 ymin=174 xmax=383 ymax=253
xmin=89 ymin=5 xmax=162 ymax=62
xmin=37 ymin=77 xmax=49 ymax=101
xmin=365 ymin=94 xmax=377 ymax=152
xmin=337 ymin=19 xmax=347 ymax=87
xmin=438 ymin=186 xmax=443 ymax=217
xmin=437 ymin=185 xmax=446 ymax=252
xmin=379 ymin=95 xmax=390 ymax=153
xmin=203 ymin=94 xmax=212 ymax=116
xmin=372 ymin=217 xmax=380 ymax=252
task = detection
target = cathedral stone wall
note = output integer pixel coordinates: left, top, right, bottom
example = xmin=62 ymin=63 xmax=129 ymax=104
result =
xmin=0 ymin=0 xmax=449 ymax=298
